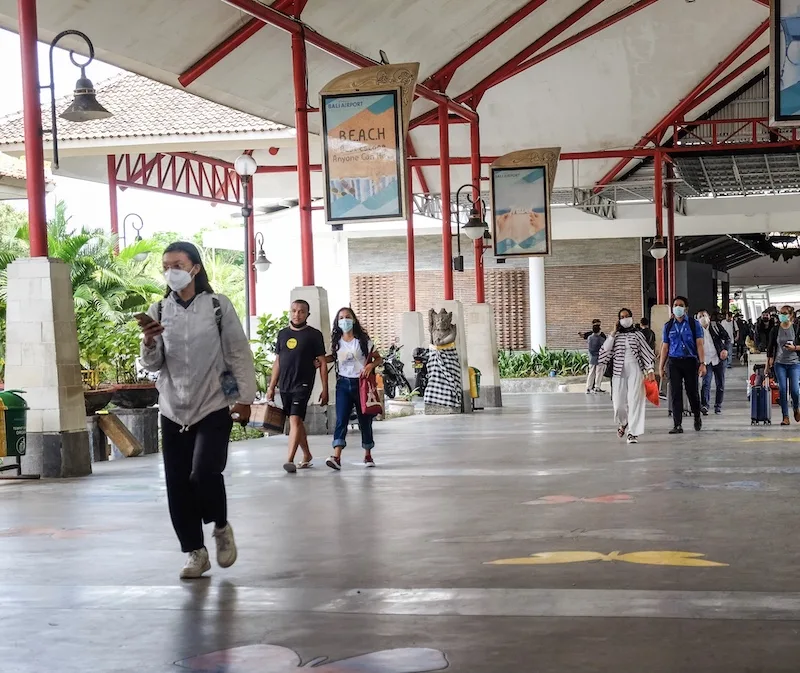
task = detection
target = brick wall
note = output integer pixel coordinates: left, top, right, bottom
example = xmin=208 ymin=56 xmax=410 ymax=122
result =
xmin=545 ymin=264 xmax=643 ymax=349
xmin=350 ymin=268 xmax=530 ymax=350
xmin=348 ymin=235 xmax=643 ymax=352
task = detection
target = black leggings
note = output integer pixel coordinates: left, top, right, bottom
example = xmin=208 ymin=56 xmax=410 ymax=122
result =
xmin=162 ymin=408 xmax=233 ymax=552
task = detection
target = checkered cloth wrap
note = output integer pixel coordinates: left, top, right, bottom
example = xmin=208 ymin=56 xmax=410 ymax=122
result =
xmin=423 ymin=344 xmax=462 ymax=408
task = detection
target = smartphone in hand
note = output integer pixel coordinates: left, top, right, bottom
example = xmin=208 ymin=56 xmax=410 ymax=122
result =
xmin=134 ymin=312 xmax=155 ymax=326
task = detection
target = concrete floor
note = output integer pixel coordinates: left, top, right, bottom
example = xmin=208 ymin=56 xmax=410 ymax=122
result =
xmin=3 ymin=370 xmax=800 ymax=672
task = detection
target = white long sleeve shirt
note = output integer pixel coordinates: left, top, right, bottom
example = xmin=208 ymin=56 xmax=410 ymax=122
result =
xmin=139 ymin=292 xmax=257 ymax=428
xmin=702 ymin=326 xmax=720 ymax=366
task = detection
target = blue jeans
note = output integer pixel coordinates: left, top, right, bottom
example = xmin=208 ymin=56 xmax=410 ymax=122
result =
xmin=773 ymin=362 xmax=800 ymax=418
xmin=332 ymin=376 xmax=375 ymax=450
xmin=701 ymin=361 xmax=726 ymax=412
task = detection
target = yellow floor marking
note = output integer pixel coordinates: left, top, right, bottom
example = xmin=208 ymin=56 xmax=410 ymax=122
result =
xmin=486 ymin=551 xmax=728 ymax=567
xmin=741 ymin=437 xmax=800 ymax=443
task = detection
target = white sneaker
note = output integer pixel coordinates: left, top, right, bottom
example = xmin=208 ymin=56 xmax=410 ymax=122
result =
xmin=213 ymin=523 xmax=238 ymax=568
xmin=627 ymin=434 xmax=639 ymax=444
xmin=180 ymin=547 xmax=211 ymax=579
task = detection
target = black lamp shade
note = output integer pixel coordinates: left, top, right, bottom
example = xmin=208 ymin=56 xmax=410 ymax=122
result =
xmin=60 ymin=76 xmax=112 ymax=122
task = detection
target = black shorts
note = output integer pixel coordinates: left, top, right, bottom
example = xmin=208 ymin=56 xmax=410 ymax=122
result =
xmin=280 ymin=389 xmax=312 ymax=420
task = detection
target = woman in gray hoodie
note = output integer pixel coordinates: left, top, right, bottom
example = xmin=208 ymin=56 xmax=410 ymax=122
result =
xmin=139 ymin=242 xmax=257 ymax=579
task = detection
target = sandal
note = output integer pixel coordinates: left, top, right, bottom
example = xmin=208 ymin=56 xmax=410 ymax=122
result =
xmin=617 ymin=424 xmax=628 ymax=438
xmin=298 ymin=461 xmax=313 ymax=469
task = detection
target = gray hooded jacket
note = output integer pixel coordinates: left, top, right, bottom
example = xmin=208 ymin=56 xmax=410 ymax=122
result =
xmin=139 ymin=292 xmax=257 ymax=428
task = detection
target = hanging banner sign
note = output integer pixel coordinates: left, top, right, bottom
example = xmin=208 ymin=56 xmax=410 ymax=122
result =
xmin=771 ymin=0 xmax=800 ymax=127
xmin=320 ymin=63 xmax=419 ymax=225
xmin=490 ymin=148 xmax=560 ymax=258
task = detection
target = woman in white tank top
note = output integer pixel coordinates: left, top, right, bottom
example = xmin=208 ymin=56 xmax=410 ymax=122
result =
xmin=325 ymin=308 xmax=383 ymax=470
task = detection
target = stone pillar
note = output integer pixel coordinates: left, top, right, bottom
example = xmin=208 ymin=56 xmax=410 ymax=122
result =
xmin=400 ymin=312 xmax=425 ymax=383
xmin=5 ymin=258 xmax=90 ymax=477
xmin=465 ymin=304 xmax=503 ymax=408
xmin=290 ymin=286 xmax=335 ymax=434
xmin=111 ymin=408 xmax=159 ymax=456
xmin=431 ymin=299 xmax=472 ymax=413
xmin=529 ymin=257 xmax=546 ymax=351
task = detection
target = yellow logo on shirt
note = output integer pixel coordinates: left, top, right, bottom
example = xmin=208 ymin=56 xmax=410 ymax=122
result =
xmin=286 ymin=338 xmax=298 ymax=350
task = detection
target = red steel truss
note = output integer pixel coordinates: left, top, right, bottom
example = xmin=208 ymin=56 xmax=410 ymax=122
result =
xmin=410 ymin=0 xmax=656 ymax=129
xmin=420 ymin=0 xmax=549 ymax=92
xmin=113 ymin=152 xmax=243 ymax=206
xmin=217 ymin=0 xmax=477 ymax=123
xmin=595 ymin=18 xmax=769 ymax=189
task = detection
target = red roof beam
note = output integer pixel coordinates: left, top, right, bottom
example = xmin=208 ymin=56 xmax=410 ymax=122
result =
xmin=594 ymin=18 xmax=769 ymax=189
xmin=483 ymin=0 xmax=660 ymax=94
xmin=461 ymin=0 xmax=608 ymax=103
xmin=676 ymin=46 xmax=768 ymax=122
xmin=410 ymin=0 xmax=609 ymax=129
xmin=421 ymin=0 xmax=550 ymax=92
xmin=220 ymin=0 xmax=478 ymax=123
xmin=179 ymin=0 xmax=296 ymax=88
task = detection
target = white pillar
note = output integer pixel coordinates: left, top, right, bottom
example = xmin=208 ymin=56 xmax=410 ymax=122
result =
xmin=400 ymin=312 xmax=425 ymax=382
xmin=5 ymin=259 xmax=90 ymax=477
xmin=290 ymin=286 xmax=335 ymax=435
xmin=529 ymin=257 xmax=546 ymax=351
xmin=465 ymin=304 xmax=502 ymax=407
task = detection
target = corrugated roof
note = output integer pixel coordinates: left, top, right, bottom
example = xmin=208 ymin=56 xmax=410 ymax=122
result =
xmin=0 ymin=73 xmax=288 ymax=145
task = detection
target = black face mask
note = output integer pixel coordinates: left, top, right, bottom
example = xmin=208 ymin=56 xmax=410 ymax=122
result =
xmin=291 ymin=320 xmax=308 ymax=328
xmin=592 ymin=326 xmax=601 ymax=334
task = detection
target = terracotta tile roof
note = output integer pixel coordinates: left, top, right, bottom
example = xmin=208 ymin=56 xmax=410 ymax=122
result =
xmin=0 ymin=73 xmax=287 ymax=145
xmin=0 ymin=152 xmax=26 ymax=180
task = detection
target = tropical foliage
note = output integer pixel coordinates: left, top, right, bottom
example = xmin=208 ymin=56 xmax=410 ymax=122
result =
xmin=252 ymin=311 xmax=290 ymax=394
xmin=498 ymin=347 xmax=589 ymax=378
xmin=0 ymin=202 xmax=251 ymax=385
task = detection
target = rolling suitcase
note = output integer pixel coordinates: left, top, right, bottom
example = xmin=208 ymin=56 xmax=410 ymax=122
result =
xmin=750 ymin=370 xmax=771 ymax=425
xmin=667 ymin=380 xmax=691 ymax=418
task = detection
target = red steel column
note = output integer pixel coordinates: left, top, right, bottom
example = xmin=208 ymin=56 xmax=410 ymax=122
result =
xmin=666 ymin=161 xmax=676 ymax=301
xmin=247 ymin=179 xmax=257 ymax=315
xmin=406 ymin=155 xmax=416 ymax=311
xmin=470 ymin=119 xmax=485 ymax=303
xmin=654 ymin=151 xmax=665 ymax=305
xmin=292 ymin=30 xmax=314 ymax=286
xmin=107 ymin=155 xmax=120 ymax=253
xmin=439 ymin=101 xmax=454 ymax=300
xmin=18 ymin=0 xmax=48 ymax=257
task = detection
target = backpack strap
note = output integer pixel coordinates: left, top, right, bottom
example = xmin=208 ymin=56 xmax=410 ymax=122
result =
xmin=157 ymin=300 xmax=162 ymax=324
xmin=212 ymin=295 xmax=222 ymax=336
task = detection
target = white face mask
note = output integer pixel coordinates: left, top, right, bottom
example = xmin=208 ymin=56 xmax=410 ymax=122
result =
xmin=164 ymin=268 xmax=193 ymax=292
xmin=699 ymin=316 xmax=710 ymax=328
xmin=620 ymin=317 xmax=634 ymax=329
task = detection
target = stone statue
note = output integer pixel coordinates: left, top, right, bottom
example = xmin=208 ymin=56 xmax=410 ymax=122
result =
xmin=429 ymin=308 xmax=457 ymax=347
xmin=425 ymin=308 xmax=462 ymax=412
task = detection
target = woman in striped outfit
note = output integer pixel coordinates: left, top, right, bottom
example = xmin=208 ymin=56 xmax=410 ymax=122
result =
xmin=598 ymin=308 xmax=656 ymax=444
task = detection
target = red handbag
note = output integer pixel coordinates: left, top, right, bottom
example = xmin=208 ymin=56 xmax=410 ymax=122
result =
xmin=359 ymin=354 xmax=383 ymax=416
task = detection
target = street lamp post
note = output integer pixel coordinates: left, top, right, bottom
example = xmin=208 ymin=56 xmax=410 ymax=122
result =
xmin=43 ymin=30 xmax=113 ymax=169
xmin=452 ymin=183 xmax=489 ymax=272
xmin=121 ymin=213 xmax=148 ymax=262
xmin=234 ymin=154 xmax=258 ymax=338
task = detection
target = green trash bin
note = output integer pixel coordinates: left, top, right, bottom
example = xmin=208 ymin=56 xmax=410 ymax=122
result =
xmin=0 ymin=390 xmax=28 ymax=458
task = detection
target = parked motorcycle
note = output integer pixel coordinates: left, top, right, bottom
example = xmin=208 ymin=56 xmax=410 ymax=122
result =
xmin=412 ymin=346 xmax=429 ymax=397
xmin=381 ymin=344 xmax=411 ymax=399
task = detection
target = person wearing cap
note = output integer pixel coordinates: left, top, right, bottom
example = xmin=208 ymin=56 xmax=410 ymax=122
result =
xmin=579 ymin=319 xmax=606 ymax=340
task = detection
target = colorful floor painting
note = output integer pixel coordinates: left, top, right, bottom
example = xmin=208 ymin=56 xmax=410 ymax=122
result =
xmin=176 ymin=645 xmax=449 ymax=672
xmin=523 ymin=494 xmax=633 ymax=505
xmin=486 ymin=551 xmax=729 ymax=567
xmin=432 ymin=529 xmax=681 ymax=543
xmin=624 ymin=480 xmax=775 ymax=493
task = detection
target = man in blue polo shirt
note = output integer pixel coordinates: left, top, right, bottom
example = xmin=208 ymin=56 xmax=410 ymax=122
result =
xmin=658 ymin=295 xmax=707 ymax=434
